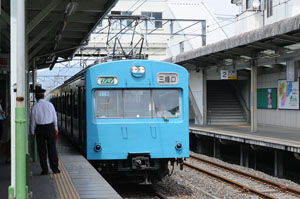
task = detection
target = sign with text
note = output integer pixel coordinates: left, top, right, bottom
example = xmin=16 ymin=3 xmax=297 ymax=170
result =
xmin=220 ymin=70 xmax=237 ymax=80
xmin=97 ymin=76 xmax=118 ymax=85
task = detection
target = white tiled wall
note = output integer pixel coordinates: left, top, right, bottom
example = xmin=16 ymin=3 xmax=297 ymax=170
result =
xmin=257 ymin=70 xmax=300 ymax=129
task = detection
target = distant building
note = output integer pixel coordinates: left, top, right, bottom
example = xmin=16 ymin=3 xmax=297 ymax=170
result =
xmin=87 ymin=0 xmax=228 ymax=60
xmin=232 ymin=0 xmax=300 ymax=34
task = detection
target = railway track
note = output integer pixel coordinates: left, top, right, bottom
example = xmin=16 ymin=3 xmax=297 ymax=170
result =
xmin=185 ymin=154 xmax=300 ymax=199
xmin=151 ymin=187 xmax=170 ymax=199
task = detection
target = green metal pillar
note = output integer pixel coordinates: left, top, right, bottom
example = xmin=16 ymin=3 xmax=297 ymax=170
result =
xmin=8 ymin=186 xmax=15 ymax=199
xmin=11 ymin=0 xmax=27 ymax=198
xmin=16 ymin=107 xmax=28 ymax=199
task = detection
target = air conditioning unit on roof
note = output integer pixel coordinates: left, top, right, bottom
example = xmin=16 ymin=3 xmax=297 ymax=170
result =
xmin=231 ymin=0 xmax=242 ymax=4
xmin=252 ymin=0 xmax=261 ymax=11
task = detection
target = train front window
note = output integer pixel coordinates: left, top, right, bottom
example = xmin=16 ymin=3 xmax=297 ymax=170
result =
xmin=153 ymin=89 xmax=180 ymax=118
xmin=124 ymin=90 xmax=151 ymax=118
xmin=94 ymin=90 xmax=123 ymax=118
xmin=94 ymin=89 xmax=181 ymax=118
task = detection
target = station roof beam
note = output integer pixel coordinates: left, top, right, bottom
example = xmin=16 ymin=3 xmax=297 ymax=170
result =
xmin=164 ymin=14 xmax=300 ymax=74
xmin=0 ymin=0 xmax=118 ymax=70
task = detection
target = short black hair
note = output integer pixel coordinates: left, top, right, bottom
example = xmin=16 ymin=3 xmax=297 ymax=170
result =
xmin=35 ymin=93 xmax=44 ymax=101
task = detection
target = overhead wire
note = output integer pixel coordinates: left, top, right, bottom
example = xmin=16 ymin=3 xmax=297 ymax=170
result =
xmin=45 ymin=0 xmax=292 ymax=89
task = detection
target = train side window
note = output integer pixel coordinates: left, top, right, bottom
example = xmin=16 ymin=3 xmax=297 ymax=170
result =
xmin=68 ymin=94 xmax=72 ymax=116
xmin=56 ymin=97 xmax=59 ymax=111
xmin=94 ymin=90 xmax=123 ymax=118
xmin=66 ymin=94 xmax=69 ymax=116
xmin=63 ymin=95 xmax=65 ymax=113
xmin=73 ymin=91 xmax=78 ymax=119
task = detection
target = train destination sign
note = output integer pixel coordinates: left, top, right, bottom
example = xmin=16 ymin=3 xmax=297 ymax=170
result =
xmin=157 ymin=73 xmax=179 ymax=85
xmin=97 ymin=76 xmax=118 ymax=85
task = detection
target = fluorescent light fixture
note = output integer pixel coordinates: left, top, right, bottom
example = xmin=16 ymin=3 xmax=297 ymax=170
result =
xmin=65 ymin=1 xmax=78 ymax=16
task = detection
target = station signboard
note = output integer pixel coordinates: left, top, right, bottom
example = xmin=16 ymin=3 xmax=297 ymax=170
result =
xmin=220 ymin=70 xmax=237 ymax=80
xmin=257 ymin=88 xmax=277 ymax=109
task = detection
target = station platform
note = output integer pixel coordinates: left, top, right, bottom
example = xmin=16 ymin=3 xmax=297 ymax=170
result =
xmin=190 ymin=124 xmax=300 ymax=153
xmin=0 ymin=136 xmax=122 ymax=199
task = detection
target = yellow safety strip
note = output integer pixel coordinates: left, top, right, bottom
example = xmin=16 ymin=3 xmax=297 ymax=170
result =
xmin=53 ymin=158 xmax=80 ymax=199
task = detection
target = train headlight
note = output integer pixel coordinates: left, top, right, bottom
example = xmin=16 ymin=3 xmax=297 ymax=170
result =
xmin=139 ymin=66 xmax=145 ymax=73
xmin=175 ymin=142 xmax=182 ymax=151
xmin=131 ymin=65 xmax=145 ymax=77
xmin=94 ymin=144 xmax=101 ymax=152
xmin=131 ymin=66 xmax=138 ymax=73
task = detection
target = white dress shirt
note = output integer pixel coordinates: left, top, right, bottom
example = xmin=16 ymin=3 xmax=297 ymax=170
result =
xmin=156 ymin=110 xmax=172 ymax=117
xmin=31 ymin=99 xmax=58 ymax=135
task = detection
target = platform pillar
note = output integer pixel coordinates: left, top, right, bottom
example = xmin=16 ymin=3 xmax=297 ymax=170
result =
xmin=16 ymin=108 xmax=28 ymax=199
xmin=11 ymin=0 xmax=28 ymax=198
xmin=202 ymin=70 xmax=207 ymax=125
xmin=274 ymin=149 xmax=283 ymax=178
xmin=240 ymin=144 xmax=249 ymax=167
xmin=213 ymin=138 xmax=221 ymax=159
xmin=250 ymin=64 xmax=257 ymax=132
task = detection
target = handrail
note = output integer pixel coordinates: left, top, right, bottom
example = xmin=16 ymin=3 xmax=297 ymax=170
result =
xmin=189 ymin=86 xmax=203 ymax=125
xmin=230 ymin=82 xmax=250 ymax=121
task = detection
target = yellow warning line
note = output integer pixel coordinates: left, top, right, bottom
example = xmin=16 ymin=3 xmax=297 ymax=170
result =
xmin=53 ymin=158 xmax=80 ymax=199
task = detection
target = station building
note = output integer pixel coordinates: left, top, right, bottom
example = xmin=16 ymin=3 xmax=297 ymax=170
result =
xmin=164 ymin=1 xmax=300 ymax=181
xmin=86 ymin=0 xmax=228 ymax=61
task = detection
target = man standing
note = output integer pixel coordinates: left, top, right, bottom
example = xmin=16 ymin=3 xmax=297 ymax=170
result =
xmin=31 ymin=86 xmax=60 ymax=175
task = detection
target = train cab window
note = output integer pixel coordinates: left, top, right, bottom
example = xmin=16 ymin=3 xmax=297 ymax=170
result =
xmin=153 ymin=89 xmax=180 ymax=118
xmin=124 ymin=90 xmax=151 ymax=118
xmin=94 ymin=90 xmax=123 ymax=118
xmin=94 ymin=89 xmax=181 ymax=119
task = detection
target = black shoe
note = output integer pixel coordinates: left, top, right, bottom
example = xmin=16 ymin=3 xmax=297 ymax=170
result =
xmin=40 ymin=171 xmax=48 ymax=175
xmin=53 ymin=169 xmax=60 ymax=174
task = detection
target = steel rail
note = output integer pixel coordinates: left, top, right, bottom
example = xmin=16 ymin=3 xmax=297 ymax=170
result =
xmin=151 ymin=187 xmax=169 ymax=199
xmin=184 ymin=161 xmax=277 ymax=199
xmin=190 ymin=154 xmax=300 ymax=196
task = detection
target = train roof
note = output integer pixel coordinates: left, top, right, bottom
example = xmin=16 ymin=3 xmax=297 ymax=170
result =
xmin=51 ymin=59 xmax=186 ymax=92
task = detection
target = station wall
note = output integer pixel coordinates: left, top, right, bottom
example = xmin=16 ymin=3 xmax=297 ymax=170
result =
xmin=257 ymin=69 xmax=300 ymax=129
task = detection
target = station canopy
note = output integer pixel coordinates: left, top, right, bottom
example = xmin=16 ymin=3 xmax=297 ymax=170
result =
xmin=0 ymin=0 xmax=118 ymax=70
xmin=165 ymin=14 xmax=300 ymax=74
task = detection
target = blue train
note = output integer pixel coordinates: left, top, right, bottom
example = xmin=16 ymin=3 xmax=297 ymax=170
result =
xmin=50 ymin=59 xmax=189 ymax=183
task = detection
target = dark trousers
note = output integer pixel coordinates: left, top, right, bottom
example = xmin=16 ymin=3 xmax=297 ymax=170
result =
xmin=35 ymin=123 xmax=59 ymax=173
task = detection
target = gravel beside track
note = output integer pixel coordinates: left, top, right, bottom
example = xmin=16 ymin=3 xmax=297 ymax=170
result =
xmin=152 ymin=152 xmax=300 ymax=199
xmin=114 ymin=152 xmax=300 ymax=198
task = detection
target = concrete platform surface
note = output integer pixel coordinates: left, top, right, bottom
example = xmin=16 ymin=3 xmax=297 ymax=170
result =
xmin=0 ymin=134 xmax=121 ymax=199
xmin=190 ymin=124 xmax=300 ymax=152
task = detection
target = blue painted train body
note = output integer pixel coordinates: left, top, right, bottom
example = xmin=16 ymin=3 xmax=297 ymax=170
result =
xmin=51 ymin=59 xmax=189 ymax=183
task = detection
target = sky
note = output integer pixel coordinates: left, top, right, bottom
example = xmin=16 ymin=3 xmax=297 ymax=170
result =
xmin=200 ymin=0 xmax=239 ymax=37
xmin=38 ymin=0 xmax=239 ymax=91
